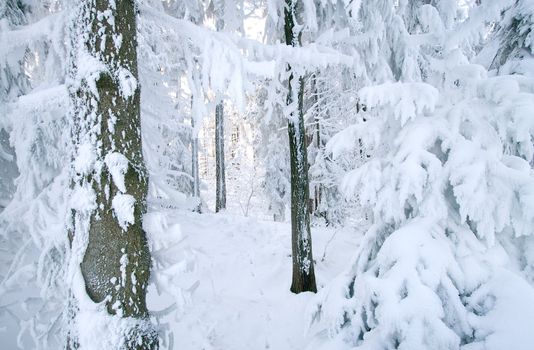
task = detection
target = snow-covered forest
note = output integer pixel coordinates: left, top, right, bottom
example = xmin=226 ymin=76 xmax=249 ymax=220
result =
xmin=1 ymin=0 xmax=534 ymax=349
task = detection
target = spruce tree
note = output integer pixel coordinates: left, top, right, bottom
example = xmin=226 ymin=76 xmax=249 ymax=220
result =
xmin=490 ymin=0 xmax=534 ymax=73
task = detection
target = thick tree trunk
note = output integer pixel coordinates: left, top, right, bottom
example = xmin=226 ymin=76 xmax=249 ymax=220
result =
xmin=285 ymin=0 xmax=317 ymax=294
xmin=215 ymin=101 xmax=227 ymax=212
xmin=70 ymin=1 xmax=157 ymax=348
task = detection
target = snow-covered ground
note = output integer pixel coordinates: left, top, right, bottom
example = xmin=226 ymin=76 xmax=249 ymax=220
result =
xmin=146 ymin=209 xmax=361 ymax=350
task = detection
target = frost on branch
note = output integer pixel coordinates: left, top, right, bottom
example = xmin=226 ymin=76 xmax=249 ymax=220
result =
xmin=359 ymin=82 xmax=439 ymax=126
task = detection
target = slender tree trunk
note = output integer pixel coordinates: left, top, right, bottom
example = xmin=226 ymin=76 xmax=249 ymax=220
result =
xmin=70 ymin=1 xmax=157 ymax=348
xmin=214 ymin=10 xmax=227 ymax=213
xmin=215 ymin=101 xmax=227 ymax=212
xmin=310 ymin=74 xmax=323 ymax=217
xmin=191 ymin=98 xmax=201 ymax=213
xmin=285 ymin=0 xmax=317 ymax=294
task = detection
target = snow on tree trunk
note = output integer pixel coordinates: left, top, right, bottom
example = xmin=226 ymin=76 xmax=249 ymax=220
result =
xmin=285 ymin=0 xmax=317 ymax=294
xmin=68 ymin=1 xmax=157 ymax=348
xmin=215 ymin=101 xmax=227 ymax=212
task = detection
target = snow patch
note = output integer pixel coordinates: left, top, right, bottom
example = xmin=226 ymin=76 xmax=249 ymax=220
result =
xmin=117 ymin=67 xmax=138 ymax=98
xmin=76 ymin=49 xmax=107 ymax=97
xmin=73 ymin=141 xmax=96 ymax=175
xmin=72 ymin=269 xmax=154 ymax=350
xmin=104 ymin=152 xmax=129 ymax=193
xmin=70 ymin=184 xmax=97 ymax=213
xmin=112 ymin=194 xmax=135 ymax=231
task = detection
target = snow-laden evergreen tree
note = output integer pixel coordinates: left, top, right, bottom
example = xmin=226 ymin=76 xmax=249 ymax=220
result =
xmin=0 ymin=1 xmax=71 ymax=348
xmin=307 ymin=67 xmax=363 ymax=226
xmin=246 ymin=44 xmax=292 ymax=220
xmin=309 ymin=1 xmax=534 ymax=349
xmin=490 ymin=0 xmax=534 ymax=76
xmin=0 ymin=0 xmax=26 ymax=211
xmin=138 ymin=2 xmax=199 ymax=209
xmin=155 ymin=0 xmax=207 ymax=211
xmin=249 ymin=81 xmax=291 ymax=221
xmin=302 ymin=1 xmax=360 ymax=225
xmin=0 ymin=0 xmax=31 ymax=102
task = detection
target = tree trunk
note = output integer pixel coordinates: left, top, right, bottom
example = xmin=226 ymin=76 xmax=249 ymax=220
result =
xmin=191 ymin=98 xmax=201 ymax=213
xmin=215 ymin=101 xmax=227 ymax=212
xmin=70 ymin=1 xmax=157 ymax=348
xmin=214 ymin=8 xmax=226 ymax=213
xmin=285 ymin=0 xmax=317 ymax=294
xmin=310 ymin=74 xmax=323 ymax=217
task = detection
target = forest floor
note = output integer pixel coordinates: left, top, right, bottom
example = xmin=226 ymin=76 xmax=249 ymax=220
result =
xmin=147 ymin=208 xmax=362 ymax=350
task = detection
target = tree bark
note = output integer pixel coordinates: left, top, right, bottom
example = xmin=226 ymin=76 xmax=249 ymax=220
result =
xmin=215 ymin=101 xmax=227 ymax=212
xmin=284 ymin=0 xmax=317 ymax=294
xmin=70 ymin=1 xmax=157 ymax=348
